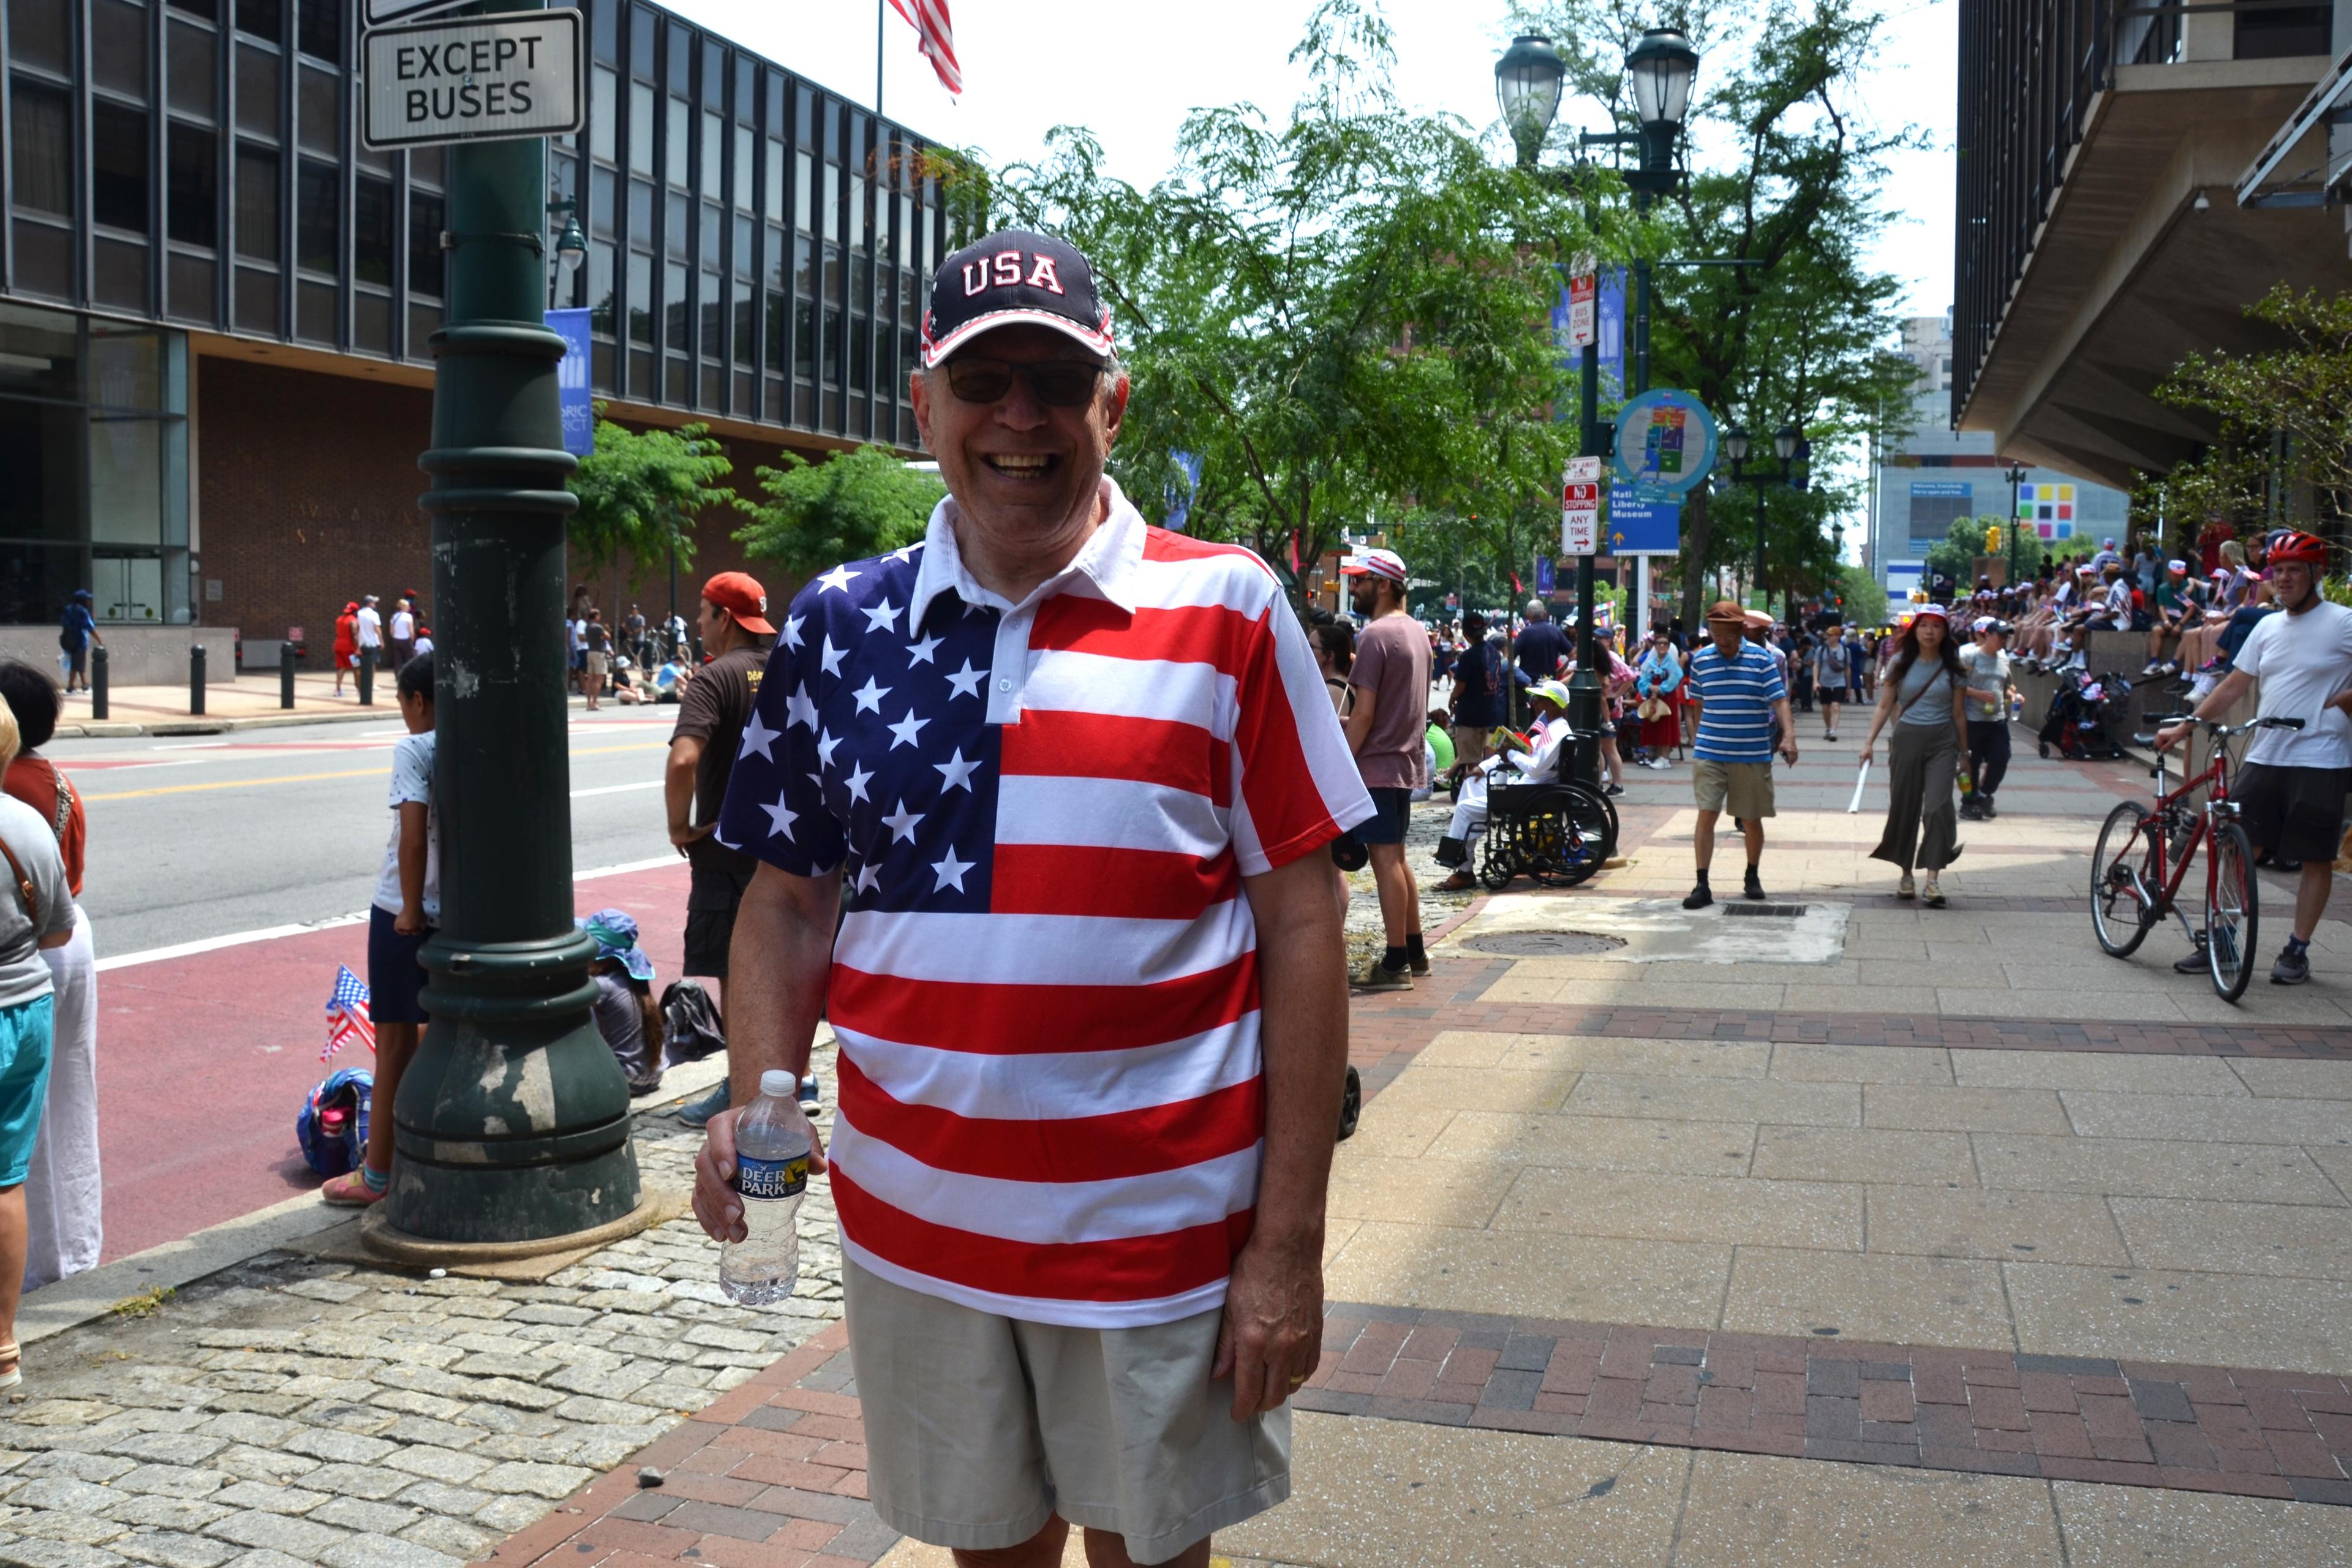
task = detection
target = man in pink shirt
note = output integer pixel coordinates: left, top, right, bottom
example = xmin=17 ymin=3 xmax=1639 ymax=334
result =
xmin=1343 ymin=548 xmax=1432 ymax=990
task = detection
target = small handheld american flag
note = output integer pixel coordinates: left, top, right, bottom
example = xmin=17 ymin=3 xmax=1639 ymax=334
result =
xmin=323 ymin=964 xmax=375 ymax=1062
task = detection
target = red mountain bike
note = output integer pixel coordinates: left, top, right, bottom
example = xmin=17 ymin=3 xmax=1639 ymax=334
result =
xmin=2089 ymin=714 xmax=2304 ymax=1002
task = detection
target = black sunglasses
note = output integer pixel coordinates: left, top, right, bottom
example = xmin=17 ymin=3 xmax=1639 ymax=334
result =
xmin=943 ymin=356 xmax=1107 ymax=409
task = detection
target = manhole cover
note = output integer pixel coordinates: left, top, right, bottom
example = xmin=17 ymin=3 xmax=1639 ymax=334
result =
xmin=1463 ymin=930 xmax=1628 ymax=957
xmin=1723 ymin=903 xmax=1809 ymax=918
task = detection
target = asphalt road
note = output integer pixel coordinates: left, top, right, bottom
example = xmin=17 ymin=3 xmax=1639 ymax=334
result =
xmin=53 ymin=707 xmax=680 ymax=958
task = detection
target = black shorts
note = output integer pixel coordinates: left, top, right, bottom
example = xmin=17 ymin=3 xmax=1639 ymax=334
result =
xmin=684 ymin=849 xmax=757 ymax=979
xmin=2231 ymin=763 xmax=2352 ymax=866
xmin=368 ymin=905 xmax=434 ymax=1024
xmin=1357 ymin=786 xmax=1413 ymax=845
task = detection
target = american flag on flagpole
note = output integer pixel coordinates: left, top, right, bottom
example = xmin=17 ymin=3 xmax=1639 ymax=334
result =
xmin=323 ymin=964 xmax=375 ymax=1062
xmin=886 ymin=0 xmax=962 ymax=95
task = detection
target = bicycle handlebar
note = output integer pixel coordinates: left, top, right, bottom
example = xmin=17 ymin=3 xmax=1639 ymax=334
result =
xmin=2134 ymin=715 xmax=2306 ymax=747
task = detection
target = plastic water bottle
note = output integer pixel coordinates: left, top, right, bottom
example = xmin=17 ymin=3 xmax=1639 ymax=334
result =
xmin=719 ymin=1070 xmax=811 ymax=1306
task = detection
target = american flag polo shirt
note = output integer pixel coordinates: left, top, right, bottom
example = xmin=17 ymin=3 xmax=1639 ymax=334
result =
xmin=715 ymin=479 xmax=1374 ymax=1328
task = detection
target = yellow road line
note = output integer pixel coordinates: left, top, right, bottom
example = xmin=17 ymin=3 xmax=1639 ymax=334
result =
xmin=81 ymin=741 xmax=666 ymax=801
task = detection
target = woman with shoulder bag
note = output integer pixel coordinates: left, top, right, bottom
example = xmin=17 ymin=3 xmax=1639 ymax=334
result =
xmin=0 ymin=696 xmax=79 ymax=1385
xmin=0 ymin=663 xmax=97 ymax=1287
xmin=1861 ymin=606 xmax=1971 ymax=908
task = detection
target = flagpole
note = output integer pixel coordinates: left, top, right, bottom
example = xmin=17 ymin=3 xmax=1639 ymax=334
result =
xmin=876 ymin=0 xmax=885 ymax=114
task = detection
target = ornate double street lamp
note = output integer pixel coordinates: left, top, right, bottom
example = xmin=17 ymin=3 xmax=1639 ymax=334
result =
xmin=1722 ymin=423 xmax=1804 ymax=612
xmin=1494 ymin=28 xmax=1699 ymax=785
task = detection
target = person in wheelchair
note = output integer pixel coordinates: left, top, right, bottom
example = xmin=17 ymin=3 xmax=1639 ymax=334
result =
xmin=1432 ymin=679 xmax=1573 ymax=891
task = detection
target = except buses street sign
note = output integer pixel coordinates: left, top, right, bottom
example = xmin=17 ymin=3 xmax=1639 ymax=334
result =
xmin=361 ymin=11 xmax=584 ymax=151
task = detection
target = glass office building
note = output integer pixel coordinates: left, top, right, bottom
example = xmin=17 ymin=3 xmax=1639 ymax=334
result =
xmin=1 ymin=0 xmax=956 ymax=630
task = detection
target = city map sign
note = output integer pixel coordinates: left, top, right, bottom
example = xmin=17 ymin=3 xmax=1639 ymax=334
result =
xmin=361 ymin=11 xmax=584 ymax=151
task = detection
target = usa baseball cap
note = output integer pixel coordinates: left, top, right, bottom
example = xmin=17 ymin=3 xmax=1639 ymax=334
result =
xmin=1341 ymin=548 xmax=1407 ymax=584
xmin=921 ymin=229 xmax=1114 ymax=369
xmin=700 ymin=571 xmax=775 ymax=636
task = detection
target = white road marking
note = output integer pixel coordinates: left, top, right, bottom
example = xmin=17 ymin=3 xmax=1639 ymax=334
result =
xmin=570 ymin=780 xmax=663 ymax=797
xmin=93 ymin=853 xmax=683 ymax=971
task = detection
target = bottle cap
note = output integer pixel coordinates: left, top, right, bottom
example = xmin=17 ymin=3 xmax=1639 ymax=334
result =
xmin=760 ymin=1069 xmax=797 ymax=1100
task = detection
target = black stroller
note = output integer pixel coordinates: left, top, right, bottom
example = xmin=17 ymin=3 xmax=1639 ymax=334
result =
xmin=2038 ymin=668 xmax=2130 ymax=760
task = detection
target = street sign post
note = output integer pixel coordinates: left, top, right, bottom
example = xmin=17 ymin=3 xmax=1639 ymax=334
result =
xmin=364 ymin=0 xmax=479 ymax=26
xmin=1562 ymin=454 xmax=1600 ymax=555
xmin=361 ymin=10 xmax=584 ymax=151
xmin=1566 ymin=270 xmax=1596 ymax=349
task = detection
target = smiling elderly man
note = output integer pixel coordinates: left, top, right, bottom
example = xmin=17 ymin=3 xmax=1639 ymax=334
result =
xmin=691 ymin=230 xmax=1373 ymax=1568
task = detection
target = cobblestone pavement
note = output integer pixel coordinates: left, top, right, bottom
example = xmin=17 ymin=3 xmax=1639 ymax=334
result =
xmin=0 ymin=1048 xmax=845 ymax=1568
xmin=1341 ymin=796 xmax=1476 ymax=971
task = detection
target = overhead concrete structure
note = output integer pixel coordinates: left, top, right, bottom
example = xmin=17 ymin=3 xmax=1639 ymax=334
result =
xmin=1952 ymin=0 xmax=2348 ymax=488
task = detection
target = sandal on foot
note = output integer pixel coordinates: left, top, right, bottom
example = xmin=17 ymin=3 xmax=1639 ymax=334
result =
xmin=0 ymin=1339 xmax=23 ymax=1389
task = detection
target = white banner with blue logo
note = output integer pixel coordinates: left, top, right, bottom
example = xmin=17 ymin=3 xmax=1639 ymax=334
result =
xmin=549 ymin=307 xmax=593 ymax=458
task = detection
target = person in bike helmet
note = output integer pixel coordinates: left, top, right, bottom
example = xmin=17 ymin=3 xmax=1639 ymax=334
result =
xmin=2157 ymin=529 xmax=2351 ymax=984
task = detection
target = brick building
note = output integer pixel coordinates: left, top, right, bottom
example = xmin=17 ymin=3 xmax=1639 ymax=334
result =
xmin=1 ymin=0 xmax=950 ymax=657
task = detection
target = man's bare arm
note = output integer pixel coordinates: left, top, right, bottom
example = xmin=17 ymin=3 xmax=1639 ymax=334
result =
xmin=690 ymin=862 xmax=841 ymax=1243
xmin=665 ymin=737 xmax=710 ymax=854
xmin=1214 ymin=846 xmax=1348 ymax=1421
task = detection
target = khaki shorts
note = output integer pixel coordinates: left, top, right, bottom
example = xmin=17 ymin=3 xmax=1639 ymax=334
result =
xmin=1693 ymin=758 xmax=1775 ymax=819
xmin=844 ymin=1256 xmax=1290 ymax=1565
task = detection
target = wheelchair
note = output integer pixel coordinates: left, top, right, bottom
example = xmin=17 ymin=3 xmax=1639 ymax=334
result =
xmin=1476 ymin=774 xmax=1618 ymax=890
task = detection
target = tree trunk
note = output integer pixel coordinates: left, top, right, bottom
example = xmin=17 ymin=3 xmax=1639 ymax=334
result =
xmin=1680 ymin=488 xmax=1716 ymax=621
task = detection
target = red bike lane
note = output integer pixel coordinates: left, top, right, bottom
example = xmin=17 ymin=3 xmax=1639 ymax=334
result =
xmin=91 ymin=858 xmax=693 ymax=1262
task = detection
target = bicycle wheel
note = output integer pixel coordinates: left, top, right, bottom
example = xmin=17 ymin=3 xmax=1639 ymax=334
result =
xmin=2090 ymin=801 xmax=2160 ymax=957
xmin=2205 ymin=820 xmax=2259 ymax=1003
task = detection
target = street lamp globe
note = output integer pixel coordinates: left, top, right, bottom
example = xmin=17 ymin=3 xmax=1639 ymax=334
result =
xmin=1723 ymin=424 xmax=1751 ymax=464
xmin=554 ymin=213 xmax=588 ymax=276
xmin=1773 ymin=423 xmax=1800 ymax=462
xmin=1626 ymin=28 xmax=1699 ymax=130
xmin=1496 ymin=34 xmax=1567 ymax=166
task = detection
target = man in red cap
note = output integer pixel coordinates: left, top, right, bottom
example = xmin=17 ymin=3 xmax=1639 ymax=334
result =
xmin=665 ymin=570 xmax=777 ymax=1125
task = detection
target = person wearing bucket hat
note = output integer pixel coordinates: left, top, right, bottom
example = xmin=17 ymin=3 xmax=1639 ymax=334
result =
xmin=579 ymin=909 xmax=664 ymax=1095
xmin=1683 ymin=600 xmax=1797 ymax=909
xmin=1340 ymin=546 xmax=1430 ymax=992
xmin=1433 ymin=678 xmax=1574 ymax=889
xmin=689 ymin=227 xmax=1368 ymax=1568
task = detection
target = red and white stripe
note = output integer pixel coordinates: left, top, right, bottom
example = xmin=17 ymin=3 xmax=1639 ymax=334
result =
xmin=886 ymin=0 xmax=962 ymax=96
xmin=826 ymin=513 xmax=1370 ymax=1327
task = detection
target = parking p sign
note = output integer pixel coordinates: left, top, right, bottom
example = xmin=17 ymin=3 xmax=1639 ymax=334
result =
xmin=362 ymin=11 xmax=585 ymax=151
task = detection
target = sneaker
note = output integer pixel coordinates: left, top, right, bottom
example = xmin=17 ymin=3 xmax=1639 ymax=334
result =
xmin=798 ymin=1074 xmax=821 ymax=1110
xmin=677 ymin=1079 xmax=731 ymax=1128
xmin=2272 ymin=945 xmax=2312 ymax=986
xmin=2141 ymin=661 xmax=2163 ymax=677
xmin=321 ymin=1169 xmax=385 ymax=1207
xmin=1924 ymin=876 xmax=1947 ymax=908
xmin=1897 ymin=873 xmax=1916 ymax=900
xmin=1824 ymin=729 xmax=1837 ymax=742
xmin=1352 ymin=958 xmax=1412 ymax=992
xmin=1980 ymin=796 xmax=1997 ymax=819
xmin=1604 ymin=783 xmax=1626 ymax=797
xmin=1743 ymin=870 xmax=1767 ymax=902
xmin=1683 ymin=882 xmax=1714 ymax=910
xmin=1958 ymin=797 xmax=1982 ymax=821
xmin=2174 ymin=938 xmax=2209 ymax=974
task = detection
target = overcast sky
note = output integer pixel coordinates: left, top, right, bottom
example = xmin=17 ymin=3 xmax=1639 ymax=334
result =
xmin=669 ymin=0 xmax=1960 ymax=320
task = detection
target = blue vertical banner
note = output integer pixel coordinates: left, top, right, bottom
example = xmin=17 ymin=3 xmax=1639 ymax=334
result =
xmin=1596 ymin=270 xmax=1626 ymax=404
xmin=1536 ymin=556 xmax=1555 ymax=596
xmin=549 ymin=307 xmax=594 ymax=458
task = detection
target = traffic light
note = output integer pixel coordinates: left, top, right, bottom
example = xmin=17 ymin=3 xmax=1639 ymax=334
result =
xmin=1985 ymin=523 xmax=2003 ymax=552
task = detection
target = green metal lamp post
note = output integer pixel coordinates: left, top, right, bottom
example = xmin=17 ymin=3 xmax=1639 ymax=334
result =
xmin=2004 ymin=461 xmax=2028 ymax=585
xmin=379 ymin=0 xmax=643 ymax=1248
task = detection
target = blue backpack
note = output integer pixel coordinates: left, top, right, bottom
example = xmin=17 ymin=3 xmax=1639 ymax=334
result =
xmin=297 ymin=1068 xmax=374 ymax=1178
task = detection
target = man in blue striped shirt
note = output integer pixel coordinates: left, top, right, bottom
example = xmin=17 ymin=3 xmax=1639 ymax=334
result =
xmin=1684 ymin=600 xmax=1798 ymax=908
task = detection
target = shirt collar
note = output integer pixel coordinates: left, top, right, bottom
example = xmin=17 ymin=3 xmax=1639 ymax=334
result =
xmin=905 ymin=476 xmax=1145 ymax=631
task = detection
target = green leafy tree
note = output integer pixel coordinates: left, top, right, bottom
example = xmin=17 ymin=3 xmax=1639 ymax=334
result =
xmin=963 ymin=1 xmax=1603 ymax=600
xmin=1512 ymin=0 xmax=1919 ymax=620
xmin=733 ymin=446 xmax=946 ymax=579
xmin=567 ymin=407 xmax=734 ymax=582
xmin=1830 ymin=561 xmax=1884 ymax=625
xmin=2138 ymin=285 xmax=2352 ymax=560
